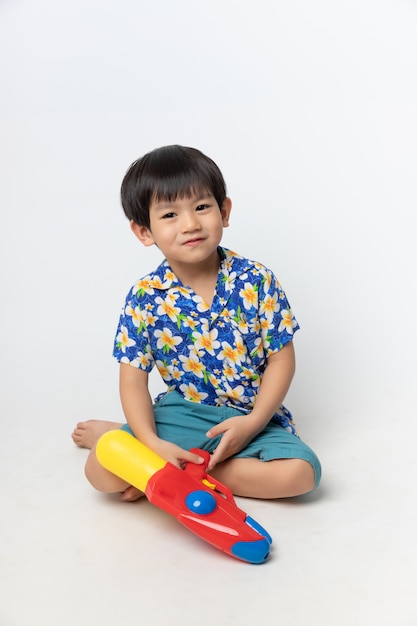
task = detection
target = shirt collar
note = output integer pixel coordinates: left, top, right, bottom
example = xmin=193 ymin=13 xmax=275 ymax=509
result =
xmin=148 ymin=247 xmax=252 ymax=291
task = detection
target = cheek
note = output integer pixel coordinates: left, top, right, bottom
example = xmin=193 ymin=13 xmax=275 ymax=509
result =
xmin=151 ymin=225 xmax=175 ymax=246
xmin=214 ymin=216 xmax=226 ymax=233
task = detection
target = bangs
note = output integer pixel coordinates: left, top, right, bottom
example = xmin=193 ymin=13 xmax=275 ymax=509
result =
xmin=150 ymin=173 xmax=212 ymax=204
xmin=145 ymin=145 xmax=225 ymax=205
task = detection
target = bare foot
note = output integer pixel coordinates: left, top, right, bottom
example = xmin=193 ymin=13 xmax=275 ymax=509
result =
xmin=71 ymin=419 xmax=123 ymax=450
xmin=120 ymin=485 xmax=145 ymax=502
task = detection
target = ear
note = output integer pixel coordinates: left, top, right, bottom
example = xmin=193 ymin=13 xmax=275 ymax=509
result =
xmin=130 ymin=220 xmax=155 ymax=247
xmin=221 ymin=197 xmax=232 ymax=227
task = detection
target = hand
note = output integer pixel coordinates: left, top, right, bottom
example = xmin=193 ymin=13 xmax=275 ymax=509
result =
xmin=152 ymin=438 xmax=204 ymax=470
xmin=206 ymin=414 xmax=257 ymax=471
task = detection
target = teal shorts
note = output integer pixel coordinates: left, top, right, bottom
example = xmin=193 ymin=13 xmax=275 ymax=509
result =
xmin=121 ymin=390 xmax=321 ymax=488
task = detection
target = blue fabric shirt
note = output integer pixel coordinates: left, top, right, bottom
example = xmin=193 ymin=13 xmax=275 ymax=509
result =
xmin=113 ymin=247 xmax=300 ymax=434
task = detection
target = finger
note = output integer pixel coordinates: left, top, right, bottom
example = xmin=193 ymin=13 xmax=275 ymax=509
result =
xmin=206 ymin=424 xmax=225 ymax=438
xmin=207 ymin=416 xmax=235 ymax=439
xmin=207 ymin=447 xmax=224 ymax=471
xmin=208 ymin=455 xmax=220 ymax=471
xmin=207 ymin=455 xmax=217 ymax=471
xmin=183 ymin=450 xmax=205 ymax=465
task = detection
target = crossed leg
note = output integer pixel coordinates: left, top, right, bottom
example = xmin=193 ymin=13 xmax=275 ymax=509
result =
xmin=72 ymin=419 xmax=315 ymax=501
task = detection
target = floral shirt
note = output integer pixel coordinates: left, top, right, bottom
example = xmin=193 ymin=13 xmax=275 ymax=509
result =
xmin=113 ymin=247 xmax=300 ymax=434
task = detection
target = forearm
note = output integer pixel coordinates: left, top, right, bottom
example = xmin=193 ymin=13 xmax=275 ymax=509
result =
xmin=119 ymin=363 xmax=204 ymax=468
xmin=119 ymin=363 xmax=159 ymax=447
xmin=249 ymin=341 xmax=296 ymax=432
xmin=206 ymin=342 xmax=296 ymax=469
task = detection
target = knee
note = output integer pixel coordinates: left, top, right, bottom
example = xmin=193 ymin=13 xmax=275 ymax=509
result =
xmin=84 ymin=448 xmax=105 ymax=491
xmin=289 ymin=459 xmax=316 ymax=495
xmin=84 ymin=446 xmax=130 ymax=493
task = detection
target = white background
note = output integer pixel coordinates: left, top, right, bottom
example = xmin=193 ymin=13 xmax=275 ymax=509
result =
xmin=1 ymin=0 xmax=416 ymax=428
xmin=1 ymin=1 xmax=416 ymax=625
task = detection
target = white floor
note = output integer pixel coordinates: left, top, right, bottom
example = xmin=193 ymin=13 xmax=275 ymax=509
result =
xmin=1 ymin=406 xmax=416 ymax=626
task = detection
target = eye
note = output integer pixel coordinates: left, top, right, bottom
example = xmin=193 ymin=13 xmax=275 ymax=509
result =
xmin=162 ymin=212 xmax=176 ymax=219
xmin=196 ymin=204 xmax=209 ymax=211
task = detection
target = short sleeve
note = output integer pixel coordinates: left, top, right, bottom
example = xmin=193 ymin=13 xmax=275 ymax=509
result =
xmin=112 ymin=290 xmax=155 ymax=372
xmin=258 ymin=269 xmax=300 ymax=356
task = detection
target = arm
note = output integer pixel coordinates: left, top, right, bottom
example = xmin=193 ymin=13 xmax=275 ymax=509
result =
xmin=245 ymin=340 xmax=296 ymax=430
xmin=207 ymin=341 xmax=296 ymax=470
xmin=119 ymin=362 xmax=156 ymax=443
xmin=119 ymin=362 xmax=203 ymax=468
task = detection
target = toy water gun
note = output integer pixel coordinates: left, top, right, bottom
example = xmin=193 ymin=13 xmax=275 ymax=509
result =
xmin=96 ymin=429 xmax=272 ymax=564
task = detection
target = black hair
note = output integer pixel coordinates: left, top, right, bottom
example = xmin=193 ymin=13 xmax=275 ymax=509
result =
xmin=120 ymin=145 xmax=227 ymax=229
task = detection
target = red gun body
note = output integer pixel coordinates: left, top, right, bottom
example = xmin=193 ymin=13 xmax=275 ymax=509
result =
xmin=96 ymin=430 xmax=272 ymax=564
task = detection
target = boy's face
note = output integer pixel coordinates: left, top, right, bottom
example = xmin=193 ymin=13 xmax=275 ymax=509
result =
xmin=131 ymin=192 xmax=231 ymax=271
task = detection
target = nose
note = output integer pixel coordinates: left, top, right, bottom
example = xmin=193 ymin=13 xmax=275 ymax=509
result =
xmin=181 ymin=210 xmax=201 ymax=233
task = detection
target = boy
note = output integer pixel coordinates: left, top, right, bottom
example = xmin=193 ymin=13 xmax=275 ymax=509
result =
xmin=72 ymin=145 xmax=321 ymax=502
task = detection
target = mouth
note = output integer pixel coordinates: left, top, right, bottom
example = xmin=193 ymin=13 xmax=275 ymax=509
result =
xmin=183 ymin=237 xmax=205 ymax=246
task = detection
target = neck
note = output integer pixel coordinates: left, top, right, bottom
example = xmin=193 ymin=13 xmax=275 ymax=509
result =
xmin=169 ymin=249 xmax=221 ymax=286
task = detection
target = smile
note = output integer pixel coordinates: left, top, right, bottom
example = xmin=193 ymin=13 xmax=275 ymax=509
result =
xmin=183 ymin=238 xmax=205 ymax=246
